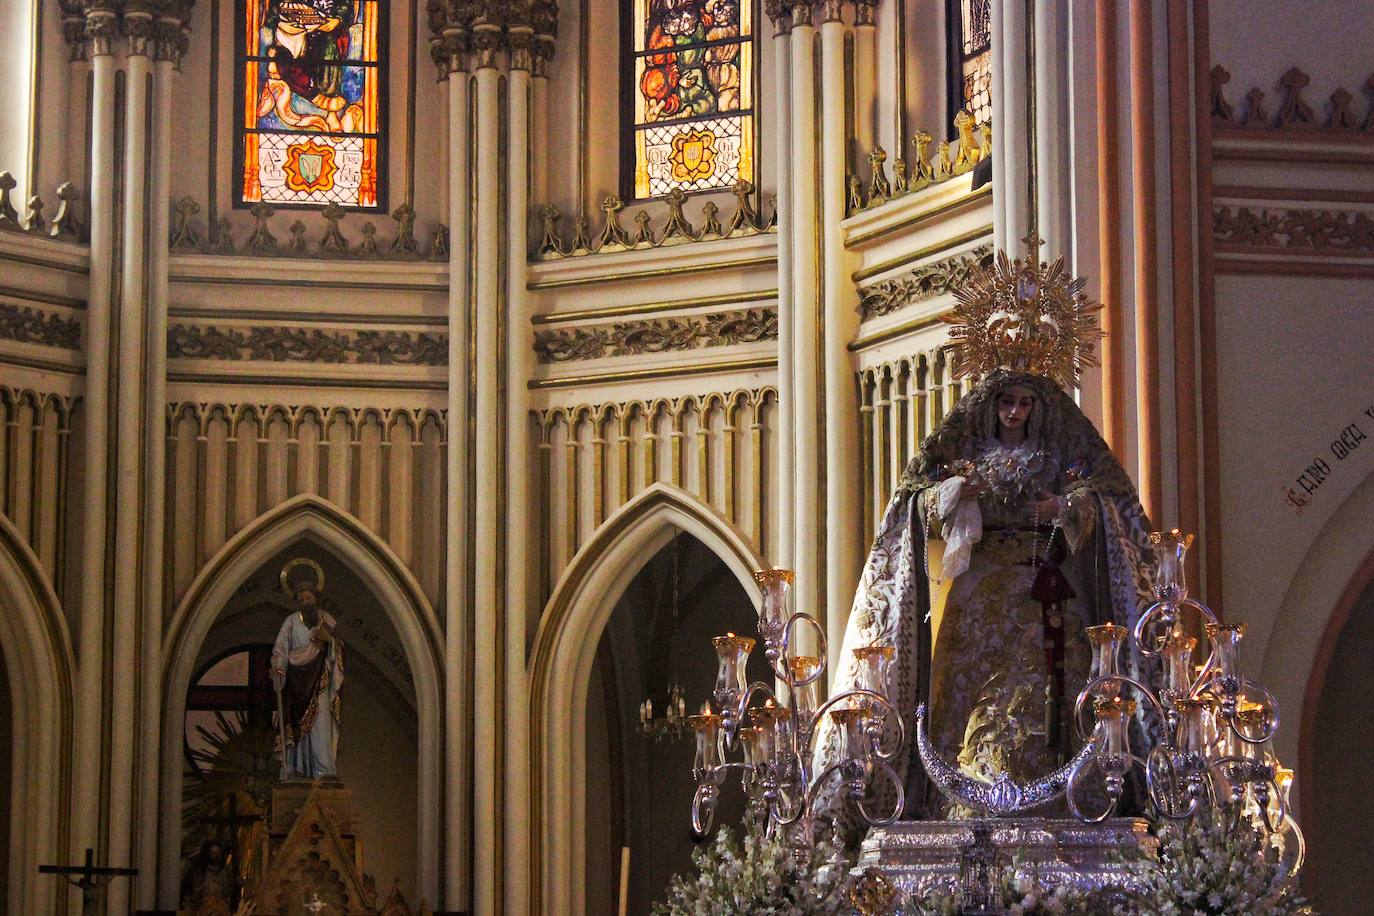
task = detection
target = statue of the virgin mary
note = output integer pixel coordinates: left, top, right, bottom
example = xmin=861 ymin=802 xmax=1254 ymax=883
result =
xmin=818 ymin=241 xmax=1157 ymax=820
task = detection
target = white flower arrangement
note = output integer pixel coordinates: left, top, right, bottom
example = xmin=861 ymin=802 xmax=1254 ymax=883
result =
xmin=653 ymin=815 xmax=849 ymax=916
xmin=905 ymin=867 xmax=1110 ymax=915
xmin=656 ymin=810 xmax=1311 ymax=915
xmin=1121 ymin=810 xmax=1311 ymax=916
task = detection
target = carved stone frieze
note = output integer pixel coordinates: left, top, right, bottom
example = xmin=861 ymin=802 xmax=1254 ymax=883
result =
xmin=1212 ymin=64 xmax=1374 ymax=132
xmin=857 ymin=245 xmax=995 ymax=321
xmin=169 ymin=195 xmax=443 ymax=261
xmin=0 ymin=304 xmax=83 ymax=351
xmin=168 ymin=324 xmax=448 ymax=365
xmin=0 ymin=173 xmax=83 ymax=241
xmin=533 ymin=307 xmax=778 ymax=363
xmin=1214 ymin=205 xmax=1374 ymax=254
xmin=533 ymin=180 xmax=773 ymax=261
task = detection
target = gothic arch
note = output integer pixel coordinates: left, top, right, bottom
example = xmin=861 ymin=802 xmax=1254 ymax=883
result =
xmin=529 ymin=483 xmax=767 ymax=915
xmin=1260 ymin=465 xmax=1374 ymax=813
xmin=156 ymin=494 xmax=444 ymax=907
xmin=0 ymin=513 xmax=74 ymax=914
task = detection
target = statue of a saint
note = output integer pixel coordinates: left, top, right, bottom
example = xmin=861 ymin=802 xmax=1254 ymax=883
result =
xmin=272 ymin=558 xmax=344 ymax=780
xmin=818 ymin=242 xmax=1156 ymax=819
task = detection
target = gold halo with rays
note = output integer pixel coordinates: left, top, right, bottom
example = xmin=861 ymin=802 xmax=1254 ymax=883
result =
xmin=941 ymin=233 xmax=1105 ymax=387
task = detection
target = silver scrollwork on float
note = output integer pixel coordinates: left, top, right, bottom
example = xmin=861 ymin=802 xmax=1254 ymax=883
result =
xmin=913 ymin=529 xmax=1305 ymax=874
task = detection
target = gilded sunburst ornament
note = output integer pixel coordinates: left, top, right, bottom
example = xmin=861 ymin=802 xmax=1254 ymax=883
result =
xmin=941 ymin=233 xmax=1105 ymax=387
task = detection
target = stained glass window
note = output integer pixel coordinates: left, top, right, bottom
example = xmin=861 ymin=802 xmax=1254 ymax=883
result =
xmin=625 ymin=0 xmax=755 ymax=199
xmin=957 ymin=0 xmax=992 ymax=126
xmin=236 ymin=0 xmax=386 ymax=209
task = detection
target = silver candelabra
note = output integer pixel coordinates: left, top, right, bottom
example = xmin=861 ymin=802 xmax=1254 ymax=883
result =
xmin=689 ymin=569 xmax=906 ymax=848
xmin=916 ymin=529 xmax=1304 ymax=871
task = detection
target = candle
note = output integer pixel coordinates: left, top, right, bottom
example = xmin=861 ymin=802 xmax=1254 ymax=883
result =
xmin=749 ymin=702 xmax=791 ymax=765
xmin=1093 ymin=696 xmax=1136 ymax=761
xmin=688 ymin=713 xmax=723 ymax=774
xmin=1227 ymin=703 xmax=1269 ymax=763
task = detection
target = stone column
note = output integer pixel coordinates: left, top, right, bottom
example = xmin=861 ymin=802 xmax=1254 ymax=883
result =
xmin=107 ymin=6 xmax=156 ymax=909
xmin=789 ymin=2 xmax=822 ymax=640
xmin=59 ymin=2 xmax=89 ymax=204
xmin=72 ymin=2 xmax=118 ymax=905
xmin=470 ymin=15 xmax=502 ymax=916
xmin=434 ymin=18 xmax=473 ymax=911
xmin=138 ymin=5 xmax=191 ymax=907
xmin=990 ymin=0 xmax=1030 ymax=251
xmin=852 ymin=0 xmax=878 ymax=155
xmin=764 ymin=1 xmax=794 ymax=569
xmin=819 ymin=0 xmax=860 ymax=672
xmin=531 ymin=8 xmax=558 ymax=216
xmin=504 ymin=24 xmax=534 ymax=916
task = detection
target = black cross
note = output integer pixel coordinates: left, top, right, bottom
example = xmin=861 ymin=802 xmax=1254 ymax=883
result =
xmin=39 ymin=848 xmax=137 ymax=916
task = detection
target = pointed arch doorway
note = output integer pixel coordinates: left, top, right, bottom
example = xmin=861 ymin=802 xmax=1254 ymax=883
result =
xmin=159 ymin=496 xmax=443 ymax=908
xmin=530 ymin=483 xmax=769 ymax=916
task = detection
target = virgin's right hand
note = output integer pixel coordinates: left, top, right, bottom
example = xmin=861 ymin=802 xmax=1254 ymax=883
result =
xmin=961 ymin=478 xmax=988 ymax=498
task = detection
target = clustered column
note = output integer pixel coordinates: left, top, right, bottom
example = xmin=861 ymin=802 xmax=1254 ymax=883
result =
xmin=137 ymin=3 xmax=190 ymax=909
xmin=764 ymin=1 xmax=795 ymax=571
xmin=429 ymin=3 xmax=555 ymax=912
xmin=765 ymin=1 xmax=871 ymax=670
xmin=431 ymin=11 xmax=473 ymax=912
xmin=60 ymin=1 xmax=195 ymax=912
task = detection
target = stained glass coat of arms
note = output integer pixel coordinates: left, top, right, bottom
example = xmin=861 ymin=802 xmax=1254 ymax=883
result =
xmin=236 ymin=0 xmax=385 ymax=209
xmin=627 ymin=0 xmax=755 ymax=199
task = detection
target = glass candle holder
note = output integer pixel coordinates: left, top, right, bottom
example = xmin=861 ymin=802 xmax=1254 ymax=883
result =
xmin=749 ymin=703 xmax=790 ymax=764
xmin=1149 ymin=529 xmax=1194 ymax=602
xmin=1205 ymin=622 xmax=1246 ymax=689
xmin=1173 ymin=697 xmax=1208 ymax=756
xmin=830 ymin=706 xmax=869 ymax=763
xmin=1094 ymin=696 xmax=1136 ymax=759
xmin=712 ymin=633 xmax=755 ymax=709
xmin=788 ymin=655 xmax=821 ymax=720
xmin=1163 ymin=629 xmax=1198 ymax=699
xmin=738 ymin=724 xmax=763 ymax=768
xmin=752 ymin=568 xmax=795 ymax=644
xmin=1198 ymin=694 xmax=1223 ymax=761
xmin=1276 ymin=767 xmax=1294 ymax=805
xmin=1085 ymin=624 xmax=1126 ymax=698
xmin=688 ymin=712 xmax=723 ymax=774
xmin=853 ymin=645 xmax=895 ymax=701
xmin=1227 ymin=704 xmax=1269 ymax=763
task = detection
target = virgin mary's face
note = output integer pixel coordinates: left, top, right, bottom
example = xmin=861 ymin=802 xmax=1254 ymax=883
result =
xmin=996 ymin=385 xmax=1036 ymax=432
